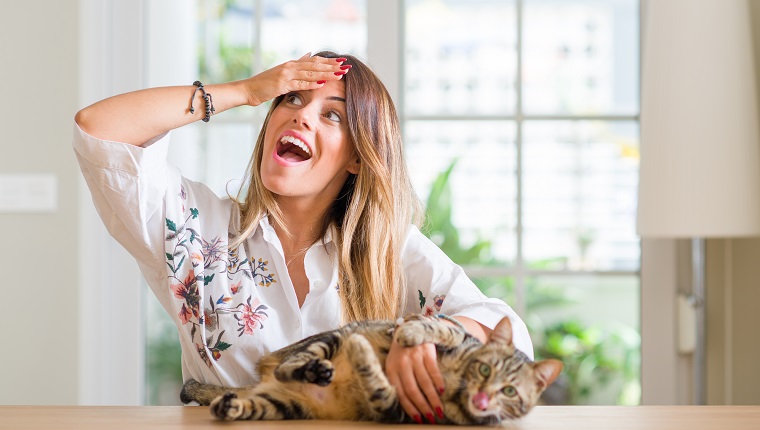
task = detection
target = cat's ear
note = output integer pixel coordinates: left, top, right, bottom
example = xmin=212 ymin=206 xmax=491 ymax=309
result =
xmin=534 ymin=359 xmax=563 ymax=389
xmin=488 ymin=317 xmax=514 ymax=347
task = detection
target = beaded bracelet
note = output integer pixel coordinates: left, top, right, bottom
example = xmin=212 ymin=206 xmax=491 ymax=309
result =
xmin=436 ymin=314 xmax=466 ymax=331
xmin=189 ymin=80 xmax=215 ymax=122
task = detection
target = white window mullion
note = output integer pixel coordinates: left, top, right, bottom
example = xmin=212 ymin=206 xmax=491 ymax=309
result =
xmin=367 ymin=0 xmax=402 ymax=105
xmin=78 ymin=0 xmax=146 ymax=406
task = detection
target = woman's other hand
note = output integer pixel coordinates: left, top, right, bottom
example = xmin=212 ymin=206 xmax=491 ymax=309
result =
xmin=385 ymin=339 xmax=445 ymax=424
xmin=244 ymin=53 xmax=350 ymax=106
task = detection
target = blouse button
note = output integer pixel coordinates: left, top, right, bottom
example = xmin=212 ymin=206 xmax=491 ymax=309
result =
xmin=313 ymin=280 xmax=324 ymax=288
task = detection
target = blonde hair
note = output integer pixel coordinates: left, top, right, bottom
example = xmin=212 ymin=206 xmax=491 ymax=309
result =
xmin=231 ymin=52 xmax=423 ymax=322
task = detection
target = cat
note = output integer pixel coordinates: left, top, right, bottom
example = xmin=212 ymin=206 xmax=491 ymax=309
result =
xmin=180 ymin=315 xmax=563 ymax=425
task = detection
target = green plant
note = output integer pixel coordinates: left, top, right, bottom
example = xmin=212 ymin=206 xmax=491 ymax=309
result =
xmin=145 ymin=301 xmax=183 ymax=405
xmin=531 ymin=318 xmax=640 ymax=405
xmin=422 ymin=159 xmax=494 ymax=265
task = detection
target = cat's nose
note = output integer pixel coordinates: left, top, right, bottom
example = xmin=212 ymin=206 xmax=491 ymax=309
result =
xmin=472 ymin=392 xmax=490 ymax=411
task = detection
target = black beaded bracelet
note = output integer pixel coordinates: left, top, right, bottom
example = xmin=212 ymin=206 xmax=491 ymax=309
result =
xmin=189 ymin=80 xmax=215 ymax=122
xmin=436 ymin=314 xmax=466 ymax=331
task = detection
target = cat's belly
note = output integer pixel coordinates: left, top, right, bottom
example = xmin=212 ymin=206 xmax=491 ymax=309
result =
xmin=298 ymin=383 xmax=360 ymax=420
xmin=296 ymin=355 xmax=364 ymax=420
xmin=300 ymin=383 xmax=331 ymax=404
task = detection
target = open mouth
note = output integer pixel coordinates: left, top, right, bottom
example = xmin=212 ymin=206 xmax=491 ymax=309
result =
xmin=277 ymin=135 xmax=312 ymax=162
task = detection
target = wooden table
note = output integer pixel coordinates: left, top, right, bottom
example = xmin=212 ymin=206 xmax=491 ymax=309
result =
xmin=0 ymin=405 xmax=758 ymax=429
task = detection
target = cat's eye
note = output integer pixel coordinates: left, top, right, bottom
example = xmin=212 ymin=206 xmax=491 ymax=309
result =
xmin=479 ymin=363 xmax=491 ymax=377
xmin=502 ymin=385 xmax=517 ymax=397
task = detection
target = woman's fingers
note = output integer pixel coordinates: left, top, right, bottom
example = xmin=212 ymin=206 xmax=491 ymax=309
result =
xmin=290 ymin=56 xmax=350 ymax=85
xmin=411 ymin=348 xmax=444 ymax=423
xmin=387 ymin=370 xmax=422 ymax=424
xmin=244 ymin=55 xmax=349 ymax=106
xmin=386 ymin=341 xmax=443 ymax=424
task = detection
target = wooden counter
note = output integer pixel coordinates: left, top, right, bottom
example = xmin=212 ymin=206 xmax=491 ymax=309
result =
xmin=1 ymin=405 xmax=758 ymax=429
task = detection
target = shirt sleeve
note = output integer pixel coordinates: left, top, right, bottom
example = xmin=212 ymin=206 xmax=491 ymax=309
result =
xmin=72 ymin=122 xmax=174 ymax=280
xmin=402 ymin=225 xmax=534 ymax=359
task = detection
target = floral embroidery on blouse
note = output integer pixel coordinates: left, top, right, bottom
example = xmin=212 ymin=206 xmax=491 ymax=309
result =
xmin=418 ymin=290 xmax=446 ymax=316
xmin=165 ymin=196 xmax=275 ymax=367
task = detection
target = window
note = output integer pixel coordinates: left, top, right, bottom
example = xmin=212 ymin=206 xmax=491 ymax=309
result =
xmin=402 ymin=0 xmax=640 ymax=405
xmin=145 ymin=0 xmax=640 ymax=406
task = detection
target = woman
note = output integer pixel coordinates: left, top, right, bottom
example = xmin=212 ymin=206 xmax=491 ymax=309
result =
xmin=74 ymin=51 xmax=532 ymax=423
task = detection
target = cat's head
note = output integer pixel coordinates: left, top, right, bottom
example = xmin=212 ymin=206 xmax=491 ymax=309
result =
xmin=455 ymin=317 xmax=563 ymax=424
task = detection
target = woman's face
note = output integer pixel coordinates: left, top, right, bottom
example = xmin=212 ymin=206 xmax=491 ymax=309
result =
xmin=261 ymin=80 xmax=359 ymax=208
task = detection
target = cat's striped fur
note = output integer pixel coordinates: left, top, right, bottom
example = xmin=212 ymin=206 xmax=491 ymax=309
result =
xmin=180 ymin=315 xmax=562 ymax=425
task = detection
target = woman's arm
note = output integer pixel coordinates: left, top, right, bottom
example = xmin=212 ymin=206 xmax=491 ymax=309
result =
xmin=75 ymin=54 xmax=347 ymax=146
xmin=449 ymin=315 xmax=488 ymax=341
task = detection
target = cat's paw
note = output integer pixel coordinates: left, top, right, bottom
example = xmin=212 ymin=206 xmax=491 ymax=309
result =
xmin=394 ymin=322 xmax=426 ymax=347
xmin=294 ymin=358 xmax=334 ymax=386
xmin=210 ymin=392 xmax=245 ymax=421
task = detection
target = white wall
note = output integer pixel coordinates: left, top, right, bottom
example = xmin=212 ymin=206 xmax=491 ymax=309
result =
xmin=0 ymin=1 xmax=81 ymax=404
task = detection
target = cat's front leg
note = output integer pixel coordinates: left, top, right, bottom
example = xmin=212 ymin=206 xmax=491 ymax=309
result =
xmin=270 ymin=332 xmax=341 ymax=386
xmin=277 ymin=357 xmax=335 ymax=386
xmin=394 ymin=317 xmax=468 ymax=349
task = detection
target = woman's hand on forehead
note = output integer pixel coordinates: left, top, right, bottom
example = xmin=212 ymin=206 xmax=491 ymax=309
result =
xmin=243 ymin=53 xmax=351 ymax=107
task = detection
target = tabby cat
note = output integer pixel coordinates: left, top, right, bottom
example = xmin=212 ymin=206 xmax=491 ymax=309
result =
xmin=180 ymin=315 xmax=562 ymax=425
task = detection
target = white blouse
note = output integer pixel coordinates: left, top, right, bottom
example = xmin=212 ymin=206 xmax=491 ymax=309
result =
xmin=73 ymin=123 xmax=533 ymax=387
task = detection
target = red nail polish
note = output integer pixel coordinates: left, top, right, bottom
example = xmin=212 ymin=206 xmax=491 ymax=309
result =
xmin=426 ymin=413 xmax=436 ymax=423
xmin=334 ymin=71 xmax=347 ymax=76
xmin=339 ymin=64 xmax=352 ymax=70
xmin=435 ymin=406 xmax=444 ymax=419
xmin=438 ymin=387 xmax=445 ymax=395
xmin=413 ymin=415 xmax=423 ymax=424
xmin=316 ymin=80 xmax=326 ymax=84
xmin=335 ymin=57 xmax=347 ymax=63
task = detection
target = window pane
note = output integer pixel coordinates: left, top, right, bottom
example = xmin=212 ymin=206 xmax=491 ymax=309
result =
xmin=526 ymin=275 xmax=640 ymax=405
xmin=522 ymin=120 xmax=639 ymax=271
xmin=145 ymin=289 xmax=182 ymax=405
xmin=522 ymin=0 xmax=639 ymax=115
xmin=198 ymin=0 xmax=255 ymax=83
xmin=404 ymin=0 xmax=517 ymax=116
xmin=405 ymin=120 xmax=517 ymax=266
xmin=197 ymin=0 xmax=367 ymax=120
xmin=470 ymin=275 xmax=516 ymax=307
xmin=261 ymin=0 xmax=367 ymax=67
xmin=168 ymin=123 xmax=256 ymax=198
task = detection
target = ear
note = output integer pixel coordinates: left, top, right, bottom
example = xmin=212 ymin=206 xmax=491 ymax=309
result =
xmin=488 ymin=317 xmax=514 ymax=347
xmin=534 ymin=359 xmax=563 ymax=389
xmin=347 ymin=156 xmax=360 ymax=175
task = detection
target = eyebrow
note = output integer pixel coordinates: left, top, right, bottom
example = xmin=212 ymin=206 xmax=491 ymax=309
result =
xmin=327 ymin=96 xmax=346 ymax=103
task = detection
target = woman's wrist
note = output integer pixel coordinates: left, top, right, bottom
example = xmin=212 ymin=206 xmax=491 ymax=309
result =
xmin=202 ymin=80 xmax=254 ymax=112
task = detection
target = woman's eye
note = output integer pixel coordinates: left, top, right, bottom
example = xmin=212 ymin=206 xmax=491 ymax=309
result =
xmin=479 ymin=363 xmax=491 ymax=378
xmin=324 ymin=110 xmax=341 ymax=122
xmin=502 ymin=385 xmax=517 ymax=397
xmin=285 ymin=93 xmax=302 ymax=106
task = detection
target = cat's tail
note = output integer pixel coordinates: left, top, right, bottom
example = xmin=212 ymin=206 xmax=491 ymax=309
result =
xmin=180 ymin=379 xmax=203 ymax=405
xmin=179 ymin=379 xmax=212 ymax=406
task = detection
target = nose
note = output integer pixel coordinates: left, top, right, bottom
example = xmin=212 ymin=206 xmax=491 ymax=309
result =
xmin=292 ymin=105 xmax=315 ymax=130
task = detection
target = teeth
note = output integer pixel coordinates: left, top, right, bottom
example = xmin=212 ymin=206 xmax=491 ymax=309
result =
xmin=280 ymin=135 xmax=311 ymax=156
